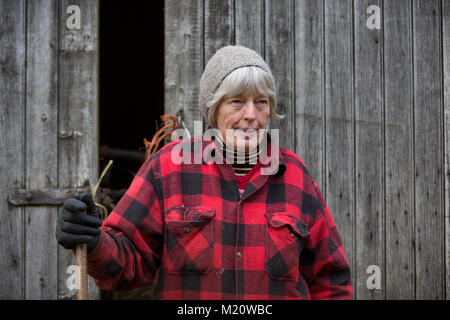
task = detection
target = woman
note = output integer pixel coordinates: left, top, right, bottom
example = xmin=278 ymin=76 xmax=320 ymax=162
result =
xmin=56 ymin=45 xmax=352 ymax=299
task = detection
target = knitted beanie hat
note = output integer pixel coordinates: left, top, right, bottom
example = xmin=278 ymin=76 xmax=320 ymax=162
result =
xmin=199 ymin=45 xmax=274 ymax=121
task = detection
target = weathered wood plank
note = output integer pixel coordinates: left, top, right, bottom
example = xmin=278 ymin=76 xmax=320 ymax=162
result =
xmin=204 ymin=0 xmax=234 ymax=62
xmin=444 ymin=0 xmax=450 ymax=301
xmin=413 ymin=0 xmax=444 ymax=299
xmin=294 ymin=0 xmax=324 ymax=190
xmin=264 ymin=0 xmax=295 ymax=151
xmin=24 ymin=0 xmax=59 ymax=299
xmin=58 ymin=0 xmax=100 ymax=300
xmin=0 ymin=0 xmax=26 ymax=300
xmin=384 ymin=0 xmax=415 ymax=299
xmin=202 ymin=0 xmax=234 ymax=132
xmin=164 ymin=0 xmax=203 ymax=135
xmin=323 ymin=0 xmax=355 ymax=298
xmin=354 ymin=0 xmax=384 ymax=300
xmin=235 ymin=0 xmax=263 ymax=55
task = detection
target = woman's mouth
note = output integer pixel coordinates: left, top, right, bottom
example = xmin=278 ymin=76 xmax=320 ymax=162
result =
xmin=235 ymin=128 xmax=258 ymax=134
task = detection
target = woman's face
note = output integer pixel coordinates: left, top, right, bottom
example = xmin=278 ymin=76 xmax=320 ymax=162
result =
xmin=215 ymin=91 xmax=271 ymax=152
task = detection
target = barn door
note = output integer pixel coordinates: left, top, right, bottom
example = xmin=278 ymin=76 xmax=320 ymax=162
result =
xmin=0 ymin=0 xmax=100 ymax=299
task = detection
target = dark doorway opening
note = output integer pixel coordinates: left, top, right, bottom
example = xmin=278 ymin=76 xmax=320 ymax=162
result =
xmin=98 ymin=0 xmax=164 ymax=299
xmin=99 ymin=0 xmax=164 ymax=190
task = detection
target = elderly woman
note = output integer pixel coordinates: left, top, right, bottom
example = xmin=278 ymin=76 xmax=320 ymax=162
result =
xmin=56 ymin=46 xmax=352 ymax=300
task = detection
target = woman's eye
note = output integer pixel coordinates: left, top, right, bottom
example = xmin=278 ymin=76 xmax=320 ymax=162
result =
xmin=231 ymin=99 xmax=243 ymax=104
xmin=257 ymin=100 xmax=268 ymax=106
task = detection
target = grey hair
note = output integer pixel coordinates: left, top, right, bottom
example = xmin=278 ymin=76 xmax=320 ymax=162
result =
xmin=204 ymin=66 xmax=284 ymax=128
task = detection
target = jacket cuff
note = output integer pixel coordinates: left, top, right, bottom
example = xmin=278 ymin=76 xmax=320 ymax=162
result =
xmin=86 ymin=230 xmax=112 ymax=268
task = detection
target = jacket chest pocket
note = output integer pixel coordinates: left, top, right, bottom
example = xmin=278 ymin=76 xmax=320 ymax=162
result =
xmin=265 ymin=212 xmax=309 ymax=281
xmin=164 ymin=206 xmax=216 ymax=274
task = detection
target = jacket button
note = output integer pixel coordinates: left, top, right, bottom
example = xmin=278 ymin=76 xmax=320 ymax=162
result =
xmin=290 ymin=232 xmax=295 ymax=238
xmin=236 ymin=251 xmax=242 ymax=257
xmin=184 ymin=226 xmax=191 ymax=233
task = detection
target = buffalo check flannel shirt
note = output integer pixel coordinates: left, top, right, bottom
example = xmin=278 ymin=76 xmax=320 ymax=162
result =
xmin=87 ymin=135 xmax=353 ymax=300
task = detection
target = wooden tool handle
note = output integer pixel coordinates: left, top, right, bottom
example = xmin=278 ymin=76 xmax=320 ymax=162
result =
xmin=75 ymin=162 xmax=113 ymax=300
xmin=76 ymin=242 xmax=88 ymax=299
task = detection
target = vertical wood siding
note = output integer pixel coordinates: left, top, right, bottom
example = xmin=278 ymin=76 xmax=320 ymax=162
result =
xmin=0 ymin=0 xmax=26 ymax=300
xmin=0 ymin=0 xmax=99 ymax=299
xmin=265 ymin=0 xmax=296 ymax=150
xmin=164 ymin=0 xmax=203 ymax=136
xmin=25 ymin=0 xmax=59 ymax=299
xmin=58 ymin=0 xmax=99 ymax=300
xmin=323 ymin=0 xmax=356 ymax=297
xmin=444 ymin=0 xmax=450 ymax=300
xmin=384 ymin=0 xmax=415 ymax=299
xmin=165 ymin=0 xmax=449 ymax=299
xmin=354 ymin=0 xmax=384 ymax=300
xmin=412 ymin=0 xmax=444 ymax=299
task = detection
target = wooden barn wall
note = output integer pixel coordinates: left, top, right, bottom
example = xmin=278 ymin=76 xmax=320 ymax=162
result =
xmin=0 ymin=0 xmax=99 ymax=299
xmin=0 ymin=0 xmax=448 ymax=301
xmin=165 ymin=0 xmax=450 ymax=299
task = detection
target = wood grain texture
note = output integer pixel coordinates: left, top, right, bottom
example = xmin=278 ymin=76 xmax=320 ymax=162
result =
xmin=204 ymin=0 xmax=234 ymax=62
xmin=24 ymin=0 xmax=59 ymax=300
xmin=264 ymin=0 xmax=295 ymax=151
xmin=203 ymin=0 xmax=234 ymax=132
xmin=323 ymin=0 xmax=355 ymax=298
xmin=235 ymin=0 xmax=264 ymax=55
xmin=384 ymin=0 xmax=415 ymax=299
xmin=58 ymin=0 xmax=99 ymax=300
xmin=444 ymin=0 xmax=450 ymax=301
xmin=354 ymin=0 xmax=384 ymax=300
xmin=76 ymin=243 xmax=88 ymax=299
xmin=0 ymin=0 xmax=26 ymax=300
xmin=164 ymin=0 xmax=203 ymax=135
xmin=413 ymin=0 xmax=444 ymax=299
xmin=294 ymin=0 xmax=324 ymax=191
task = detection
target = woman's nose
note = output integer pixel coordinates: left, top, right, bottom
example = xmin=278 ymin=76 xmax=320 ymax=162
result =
xmin=242 ymin=102 xmax=257 ymax=121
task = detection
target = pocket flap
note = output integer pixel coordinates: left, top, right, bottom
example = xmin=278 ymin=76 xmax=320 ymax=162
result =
xmin=266 ymin=212 xmax=309 ymax=238
xmin=187 ymin=208 xmax=216 ymax=221
xmin=165 ymin=206 xmax=216 ymax=222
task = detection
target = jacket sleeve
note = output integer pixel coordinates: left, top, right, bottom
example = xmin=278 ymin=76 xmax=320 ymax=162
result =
xmin=86 ymin=156 xmax=164 ymax=291
xmin=299 ymin=180 xmax=353 ymax=300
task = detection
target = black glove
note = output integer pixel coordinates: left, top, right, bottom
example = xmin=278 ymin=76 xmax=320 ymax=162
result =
xmin=56 ymin=192 xmax=102 ymax=253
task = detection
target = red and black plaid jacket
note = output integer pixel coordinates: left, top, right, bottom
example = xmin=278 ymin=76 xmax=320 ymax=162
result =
xmin=87 ymin=135 xmax=352 ymax=299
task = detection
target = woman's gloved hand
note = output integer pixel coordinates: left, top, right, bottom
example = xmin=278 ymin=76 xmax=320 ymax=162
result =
xmin=55 ymin=192 xmax=103 ymax=253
